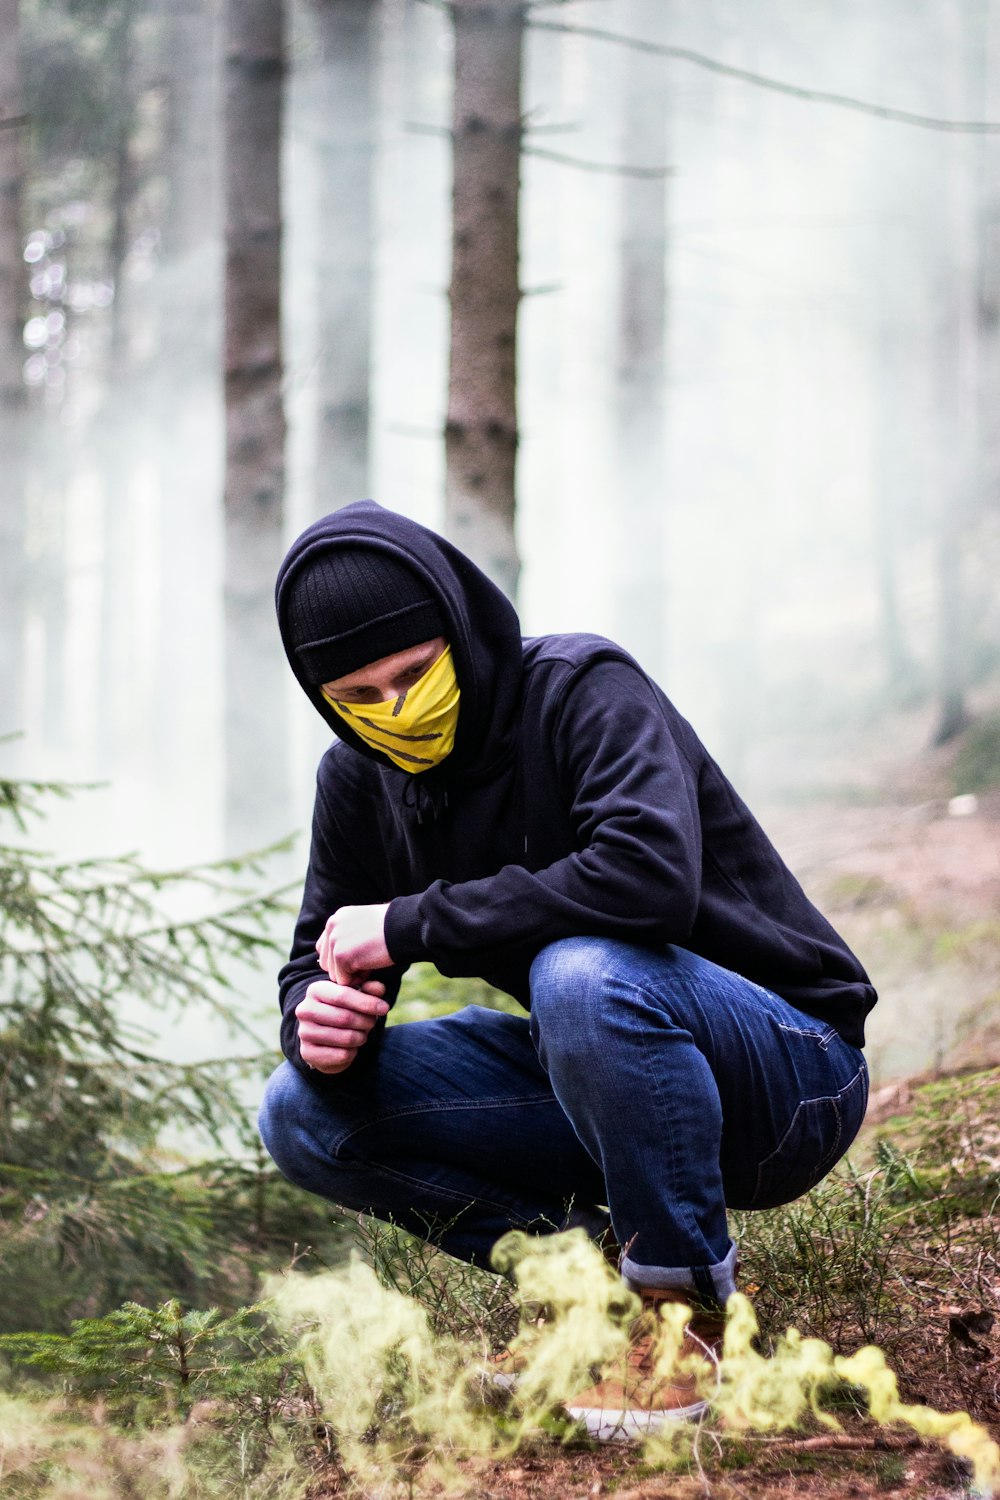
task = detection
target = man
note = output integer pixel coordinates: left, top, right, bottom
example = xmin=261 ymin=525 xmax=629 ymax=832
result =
xmin=260 ymin=499 xmax=874 ymax=1435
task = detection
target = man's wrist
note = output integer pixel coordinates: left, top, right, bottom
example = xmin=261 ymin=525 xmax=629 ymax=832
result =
xmin=384 ymin=894 xmax=425 ymax=965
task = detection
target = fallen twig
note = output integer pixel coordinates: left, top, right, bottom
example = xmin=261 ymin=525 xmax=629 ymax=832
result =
xmin=753 ymin=1433 xmax=923 ymax=1453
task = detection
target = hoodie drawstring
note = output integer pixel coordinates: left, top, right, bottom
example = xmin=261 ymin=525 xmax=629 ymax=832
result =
xmin=401 ymin=777 xmax=449 ymax=827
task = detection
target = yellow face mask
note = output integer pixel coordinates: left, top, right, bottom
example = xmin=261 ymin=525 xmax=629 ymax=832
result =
xmin=321 ymin=645 xmax=460 ymax=774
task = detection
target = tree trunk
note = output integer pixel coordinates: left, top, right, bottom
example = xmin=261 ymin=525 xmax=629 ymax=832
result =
xmin=0 ymin=0 xmax=26 ymax=744
xmin=0 ymin=0 xmax=27 ymax=746
xmin=162 ymin=0 xmax=219 ymax=269
xmin=932 ymin=0 xmax=985 ymax=745
xmin=445 ymin=0 xmax=522 ymax=600
xmin=613 ymin=0 xmax=668 ymax=681
xmin=309 ymin=0 xmax=377 ymax=512
xmin=152 ymin=0 xmax=220 ymax=784
xmin=870 ymin=246 xmax=922 ymax=707
xmin=95 ymin=0 xmax=138 ymax=769
xmin=223 ymin=0 xmax=289 ymax=851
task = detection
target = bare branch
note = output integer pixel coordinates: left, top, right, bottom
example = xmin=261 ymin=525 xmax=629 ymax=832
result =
xmin=525 ymin=144 xmax=670 ymax=177
xmin=756 ymin=1434 xmax=924 ymax=1453
xmin=407 ymin=122 xmax=669 ymax=176
xmin=529 ymin=20 xmax=1000 ymax=133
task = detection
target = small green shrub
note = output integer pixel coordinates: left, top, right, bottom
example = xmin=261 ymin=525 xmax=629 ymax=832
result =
xmin=731 ymin=1158 xmax=908 ymax=1350
xmin=0 ymin=1300 xmax=295 ymax=1426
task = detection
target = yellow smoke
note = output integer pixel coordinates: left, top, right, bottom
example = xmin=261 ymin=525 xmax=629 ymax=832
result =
xmin=490 ymin=1227 xmax=635 ymax=1408
xmin=268 ymin=1230 xmax=999 ymax=1497
xmin=5 ymin=1230 xmax=996 ymax=1497
xmin=0 ymin=1389 xmax=310 ymax=1497
xmin=267 ymin=1256 xmax=500 ymax=1491
xmin=834 ymin=1344 xmax=1000 ymax=1496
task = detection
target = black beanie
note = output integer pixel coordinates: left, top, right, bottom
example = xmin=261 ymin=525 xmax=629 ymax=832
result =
xmin=283 ymin=547 xmax=446 ymax=685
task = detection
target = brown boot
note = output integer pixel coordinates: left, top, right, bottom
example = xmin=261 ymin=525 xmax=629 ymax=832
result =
xmin=565 ymin=1287 xmax=725 ymax=1442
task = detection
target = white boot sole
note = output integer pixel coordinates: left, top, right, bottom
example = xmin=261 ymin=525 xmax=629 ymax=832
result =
xmin=566 ymin=1398 xmax=708 ymax=1441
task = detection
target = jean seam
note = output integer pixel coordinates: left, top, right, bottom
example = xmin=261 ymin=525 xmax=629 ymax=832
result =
xmin=348 ymin=1157 xmax=543 ymax=1221
xmin=776 ymin=1021 xmax=837 ymax=1050
xmin=332 ymin=1094 xmax=557 ymax=1156
xmin=753 ymin=1062 xmax=866 ymax=1201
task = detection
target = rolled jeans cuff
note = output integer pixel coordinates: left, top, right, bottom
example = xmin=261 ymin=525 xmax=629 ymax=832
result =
xmin=620 ymin=1238 xmax=739 ymax=1307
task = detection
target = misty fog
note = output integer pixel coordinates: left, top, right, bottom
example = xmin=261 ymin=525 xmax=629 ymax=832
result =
xmin=3 ymin=0 xmax=999 ymax=1083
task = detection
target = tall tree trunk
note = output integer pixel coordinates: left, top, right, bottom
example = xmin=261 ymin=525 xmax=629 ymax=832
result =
xmin=613 ymin=0 xmax=668 ymax=681
xmin=95 ymin=0 xmax=138 ymax=769
xmin=153 ymin=0 xmax=220 ymax=784
xmin=223 ymin=0 xmax=289 ymax=851
xmin=309 ymin=0 xmax=377 ymax=512
xmin=445 ymin=0 xmax=522 ymax=600
xmin=870 ymin=243 xmax=922 ymax=706
xmin=932 ymin=0 xmax=986 ymax=745
xmin=0 ymin=0 xmax=27 ymax=746
xmin=161 ymin=0 xmax=218 ymax=269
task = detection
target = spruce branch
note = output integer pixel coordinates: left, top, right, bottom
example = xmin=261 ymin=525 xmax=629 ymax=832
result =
xmin=0 ymin=776 xmax=296 ymax=1313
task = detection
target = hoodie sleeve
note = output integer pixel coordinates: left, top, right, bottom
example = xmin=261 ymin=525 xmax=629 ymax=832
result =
xmin=383 ymin=658 xmax=702 ymax=969
xmin=278 ymin=769 xmax=405 ymax=1074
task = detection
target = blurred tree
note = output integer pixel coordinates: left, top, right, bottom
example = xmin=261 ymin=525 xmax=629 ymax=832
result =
xmin=0 ymin=0 xmax=27 ymax=743
xmin=308 ymin=0 xmax=378 ymax=511
xmin=13 ymin=0 xmax=163 ymax=765
xmin=223 ymin=0 xmax=290 ymax=850
xmin=445 ymin=0 xmax=522 ymax=600
xmin=932 ymin=0 xmax=984 ymax=744
xmin=613 ymin=0 xmax=668 ymax=681
xmin=152 ymin=0 xmax=221 ymax=785
xmin=0 ymin=774 xmax=297 ymax=1329
xmin=160 ymin=0 xmax=218 ymax=274
xmin=95 ymin=0 xmax=142 ymax=771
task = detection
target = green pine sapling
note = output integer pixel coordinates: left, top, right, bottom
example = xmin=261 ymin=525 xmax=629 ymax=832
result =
xmin=0 ymin=767 xmax=319 ymax=1326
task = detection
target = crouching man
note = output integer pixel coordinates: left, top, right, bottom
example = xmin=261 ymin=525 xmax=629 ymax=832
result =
xmin=259 ymin=500 xmax=874 ymax=1435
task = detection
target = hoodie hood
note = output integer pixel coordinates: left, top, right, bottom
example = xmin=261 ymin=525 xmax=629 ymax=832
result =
xmin=275 ymin=501 xmax=524 ymax=780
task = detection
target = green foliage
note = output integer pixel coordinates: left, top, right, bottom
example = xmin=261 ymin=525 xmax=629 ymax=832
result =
xmin=0 ymin=773 xmax=316 ymax=1328
xmin=391 ymin=963 xmax=523 ymax=1026
xmin=0 ymin=1300 xmax=292 ymax=1426
xmin=355 ymin=1215 xmax=520 ymax=1351
xmin=735 ymin=1069 xmax=1000 ymax=1367
xmin=865 ymin=1069 xmax=1000 ymax=1225
xmin=731 ymin=1158 xmax=908 ymax=1351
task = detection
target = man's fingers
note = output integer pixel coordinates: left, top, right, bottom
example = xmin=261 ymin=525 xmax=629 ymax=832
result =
xmin=300 ymin=1041 xmax=358 ymax=1075
xmin=296 ymin=1003 xmax=379 ymax=1038
xmin=334 ymin=956 xmax=369 ymax=989
xmin=301 ymin=981 xmax=390 ymax=1018
xmin=297 ymin=975 xmax=389 ymax=1074
xmin=316 ymin=924 xmax=338 ymax=979
xmin=298 ymin=1022 xmax=370 ymax=1051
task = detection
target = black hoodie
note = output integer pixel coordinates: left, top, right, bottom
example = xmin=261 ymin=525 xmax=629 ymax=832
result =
xmin=274 ymin=501 xmax=876 ymax=1073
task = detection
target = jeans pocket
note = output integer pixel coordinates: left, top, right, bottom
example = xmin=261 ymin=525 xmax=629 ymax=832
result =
xmin=751 ymin=1062 xmax=867 ymax=1210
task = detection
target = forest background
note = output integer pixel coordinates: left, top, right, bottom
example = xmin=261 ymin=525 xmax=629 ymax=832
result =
xmin=1 ymin=1 xmax=1000 ymax=1496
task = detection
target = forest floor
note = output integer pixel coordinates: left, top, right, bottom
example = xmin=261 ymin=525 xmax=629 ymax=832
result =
xmin=5 ymin=714 xmax=1000 ymax=1500
xmin=304 ymin=725 xmax=1000 ymax=1500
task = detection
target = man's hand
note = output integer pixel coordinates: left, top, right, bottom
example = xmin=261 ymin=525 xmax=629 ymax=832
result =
xmin=295 ymin=978 xmax=389 ymax=1075
xmin=316 ymin=903 xmax=392 ymax=987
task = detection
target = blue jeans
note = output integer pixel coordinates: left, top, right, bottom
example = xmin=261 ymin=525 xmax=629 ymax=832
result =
xmin=259 ymin=939 xmax=868 ymax=1304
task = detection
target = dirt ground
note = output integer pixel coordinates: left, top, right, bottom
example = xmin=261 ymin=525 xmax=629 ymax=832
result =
xmin=306 ymin=1425 xmax=989 ymax=1500
xmin=309 ymin=734 xmax=1000 ymax=1500
xmin=448 ymin=1435 xmax=978 ymax=1500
